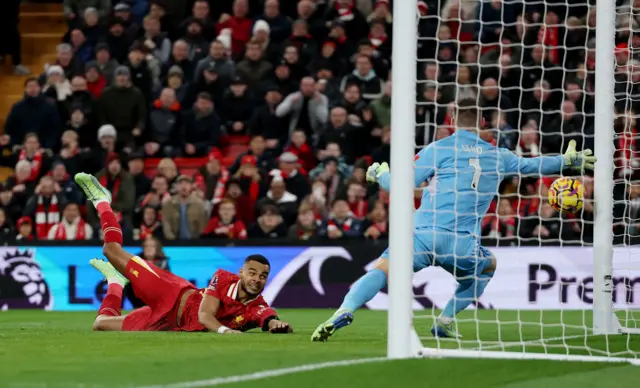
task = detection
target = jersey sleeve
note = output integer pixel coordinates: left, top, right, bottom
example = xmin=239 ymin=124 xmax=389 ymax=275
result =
xmin=204 ymin=269 xmax=236 ymax=298
xmin=248 ymin=298 xmax=279 ymax=331
xmin=500 ymin=148 xmax=565 ymax=176
xmin=377 ymin=145 xmax=436 ymax=191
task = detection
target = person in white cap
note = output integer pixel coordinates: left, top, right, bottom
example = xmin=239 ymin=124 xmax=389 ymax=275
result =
xmin=43 ymin=65 xmax=73 ymax=101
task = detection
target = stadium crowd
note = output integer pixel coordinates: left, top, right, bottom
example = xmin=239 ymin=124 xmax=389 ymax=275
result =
xmin=0 ymin=0 xmax=636 ymax=245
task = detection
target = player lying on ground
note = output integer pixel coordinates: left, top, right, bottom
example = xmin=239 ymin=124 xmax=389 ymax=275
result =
xmin=74 ymin=173 xmax=292 ymax=334
xmin=311 ymin=98 xmax=596 ymax=341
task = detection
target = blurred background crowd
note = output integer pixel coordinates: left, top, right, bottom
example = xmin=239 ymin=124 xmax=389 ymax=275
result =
xmin=0 ymin=0 xmax=636 ymax=246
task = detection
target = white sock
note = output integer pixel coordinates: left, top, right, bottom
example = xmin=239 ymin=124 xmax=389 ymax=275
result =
xmin=438 ymin=316 xmax=453 ymax=325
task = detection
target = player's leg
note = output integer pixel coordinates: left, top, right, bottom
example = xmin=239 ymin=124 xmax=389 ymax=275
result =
xmin=74 ymin=172 xmax=132 ymax=275
xmin=90 ymin=258 xmax=129 ymax=331
xmin=433 ymin=246 xmax=497 ymax=338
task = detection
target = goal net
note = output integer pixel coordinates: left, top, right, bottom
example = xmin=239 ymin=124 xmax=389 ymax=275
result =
xmin=388 ymin=0 xmax=640 ymax=362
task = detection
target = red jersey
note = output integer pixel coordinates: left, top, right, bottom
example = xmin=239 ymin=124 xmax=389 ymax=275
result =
xmin=177 ymin=269 xmax=277 ymax=332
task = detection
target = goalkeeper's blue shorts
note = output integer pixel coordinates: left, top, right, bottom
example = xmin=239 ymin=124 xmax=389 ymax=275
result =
xmin=379 ymin=227 xmax=493 ymax=279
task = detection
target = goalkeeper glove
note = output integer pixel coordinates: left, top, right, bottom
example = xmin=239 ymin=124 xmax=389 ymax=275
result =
xmin=563 ymin=140 xmax=597 ymax=171
xmin=366 ymin=162 xmax=390 ymax=183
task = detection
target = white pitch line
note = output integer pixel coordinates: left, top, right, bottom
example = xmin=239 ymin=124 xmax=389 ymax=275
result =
xmin=137 ymin=357 xmax=389 ymax=388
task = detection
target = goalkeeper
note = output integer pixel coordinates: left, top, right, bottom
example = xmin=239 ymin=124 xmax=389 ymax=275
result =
xmin=311 ymin=98 xmax=597 ymax=341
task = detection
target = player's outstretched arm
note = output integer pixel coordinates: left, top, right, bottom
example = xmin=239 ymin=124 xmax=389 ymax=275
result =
xmin=198 ymin=294 xmax=242 ymax=334
xmin=502 ymin=140 xmax=597 ymax=176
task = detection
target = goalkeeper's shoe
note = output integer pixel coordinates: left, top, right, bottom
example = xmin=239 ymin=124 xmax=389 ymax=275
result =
xmin=74 ymin=173 xmax=112 ymax=205
xmin=311 ymin=309 xmax=353 ymax=342
xmin=563 ymin=140 xmax=597 ymax=171
xmin=431 ymin=321 xmax=462 ymax=339
xmin=90 ymin=258 xmax=128 ymax=287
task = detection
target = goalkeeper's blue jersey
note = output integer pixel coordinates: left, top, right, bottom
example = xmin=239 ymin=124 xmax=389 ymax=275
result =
xmin=378 ymin=130 xmax=565 ymax=236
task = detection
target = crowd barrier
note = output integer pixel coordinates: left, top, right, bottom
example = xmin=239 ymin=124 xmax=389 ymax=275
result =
xmin=1 ymin=244 xmax=640 ymax=311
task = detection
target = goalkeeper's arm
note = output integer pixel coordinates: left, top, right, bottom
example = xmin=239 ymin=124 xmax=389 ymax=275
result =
xmin=502 ymin=140 xmax=596 ymax=176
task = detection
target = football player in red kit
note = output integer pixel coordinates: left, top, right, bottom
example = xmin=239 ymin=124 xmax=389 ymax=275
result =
xmin=75 ymin=173 xmax=292 ymax=334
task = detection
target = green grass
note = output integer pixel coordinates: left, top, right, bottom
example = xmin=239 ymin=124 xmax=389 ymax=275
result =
xmin=1 ymin=310 xmax=640 ymax=387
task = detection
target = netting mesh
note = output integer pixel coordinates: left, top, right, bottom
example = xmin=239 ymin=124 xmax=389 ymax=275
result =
xmin=408 ymin=0 xmax=640 ymax=358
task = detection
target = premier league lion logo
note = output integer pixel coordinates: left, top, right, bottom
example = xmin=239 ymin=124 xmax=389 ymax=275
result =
xmin=0 ymin=249 xmax=52 ymax=310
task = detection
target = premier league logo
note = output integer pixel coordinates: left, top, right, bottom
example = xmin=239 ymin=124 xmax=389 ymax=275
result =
xmin=0 ymin=249 xmax=52 ymax=310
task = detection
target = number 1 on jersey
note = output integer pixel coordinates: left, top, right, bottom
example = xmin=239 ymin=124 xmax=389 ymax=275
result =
xmin=469 ymin=158 xmax=481 ymax=189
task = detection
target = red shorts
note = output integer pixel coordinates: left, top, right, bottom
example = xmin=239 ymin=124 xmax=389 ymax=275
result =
xmin=122 ymin=257 xmax=195 ymax=331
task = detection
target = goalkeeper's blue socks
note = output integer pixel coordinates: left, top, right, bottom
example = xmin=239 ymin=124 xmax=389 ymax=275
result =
xmin=440 ymin=271 xmax=494 ymax=323
xmin=339 ymin=268 xmax=388 ymax=312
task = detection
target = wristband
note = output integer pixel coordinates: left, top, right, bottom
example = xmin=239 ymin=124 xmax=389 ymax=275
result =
xmin=217 ymin=326 xmax=230 ymax=334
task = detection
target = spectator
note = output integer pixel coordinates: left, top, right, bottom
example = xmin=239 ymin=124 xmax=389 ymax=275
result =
xmin=5 ymin=78 xmax=62 ymax=150
xmin=135 ymin=206 xmax=163 ymax=241
xmin=285 ymin=20 xmax=318 ymax=68
xmin=296 ymin=0 xmax=326 ymax=39
xmin=47 ymin=202 xmax=93 ymax=241
xmin=16 ymin=216 xmax=35 ymax=241
xmin=268 ymin=61 xmax=298 ymax=98
xmin=46 ymin=43 xmax=83 ymax=81
xmin=127 ymin=153 xmax=151 ymax=199
xmin=98 ymin=66 xmax=147 ymax=150
xmin=23 ymin=176 xmax=68 ymax=240
xmin=81 ymin=8 xmax=104 ymax=47
xmin=255 ymin=0 xmax=292 ymax=45
xmin=145 ymin=88 xmax=182 ymax=157
xmin=182 ymin=18 xmax=209 ymax=62
xmin=251 ymin=20 xmax=278 ymax=64
xmin=219 ymin=77 xmax=254 ymax=135
xmin=346 ymin=180 xmax=368 ymax=219
xmin=317 ymin=105 xmax=361 ymax=164
xmin=94 ymin=43 xmax=119 ymax=84
xmin=319 ymin=198 xmax=362 ymax=240
xmin=288 ymin=201 xmax=320 ymax=240
xmin=183 ymin=0 xmax=215 ymax=42
xmin=193 ymin=148 xmax=228 ymax=203
xmin=67 ymin=76 xmax=97 ymax=120
xmin=134 ymin=175 xmax=171 ymax=224
xmin=125 ymin=42 xmax=154 ymax=102
xmin=69 ymin=29 xmax=94 ymax=65
xmin=113 ymin=2 xmax=142 ymax=40
xmin=85 ymin=61 xmax=108 ymax=99
xmin=159 ymin=65 xmax=190 ymax=105
xmin=143 ymin=15 xmax=172 ymax=64
xmin=5 ymin=161 xmax=37 ymax=209
xmin=281 ymin=43 xmax=306 ymax=82
xmin=236 ymin=39 xmax=273 ymax=88
xmin=362 ymin=200 xmax=388 ymax=240
xmin=0 ymin=208 xmax=14 ymax=242
xmin=482 ymin=198 xmax=517 ymax=239
xmin=248 ymin=85 xmax=287 ymax=145
xmin=284 ymin=129 xmax=316 ymax=173
xmin=218 ymin=178 xmax=255 ymax=226
xmin=50 ymin=161 xmax=82 ymax=204
xmin=139 ymin=236 xmax=170 ymax=270
xmin=64 ymin=0 xmax=111 ymax=20
xmin=0 ymin=132 xmax=52 ymax=183
xmin=216 ymin=0 xmax=253 ymax=60
xmin=310 ymin=141 xmax=352 ymax=179
xmin=0 ymin=183 xmax=23 ymax=224
xmin=364 ymin=18 xmax=391 ymax=64
xmin=230 ymin=135 xmax=276 ymax=174
xmin=105 ymin=18 xmax=131 ymax=64
xmin=194 ymin=40 xmax=236 ymax=84
xmin=89 ymin=152 xmax=136 ymax=228
xmin=545 ymin=100 xmax=588 ymax=155
xmin=276 ymin=77 xmax=329 ymax=138
xmin=314 ymin=61 xmax=342 ymax=103
xmin=161 ymin=175 xmax=207 ymax=240
xmin=325 ymin=0 xmax=369 ymax=42
xmin=182 ymin=93 xmax=222 ymax=157
xmin=43 ymin=66 xmax=73 ymax=103
xmin=272 ymin=152 xmax=309 ymax=199
xmin=340 ymin=54 xmax=384 ymax=102
xmin=157 ymin=157 xmax=180 ymax=191
xmin=203 ymin=198 xmax=248 ymax=240
xmin=162 ymin=40 xmax=195 ymax=81
xmin=521 ymin=201 xmax=577 ymax=242
xmin=247 ymin=204 xmax=287 ymax=238
xmin=371 ymin=126 xmax=390 ymax=164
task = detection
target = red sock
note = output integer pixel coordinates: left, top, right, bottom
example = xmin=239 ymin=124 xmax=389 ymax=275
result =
xmin=98 ymin=283 xmax=123 ymax=317
xmin=97 ymin=202 xmax=123 ymax=245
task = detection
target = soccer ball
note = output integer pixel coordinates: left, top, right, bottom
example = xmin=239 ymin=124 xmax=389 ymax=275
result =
xmin=548 ymin=177 xmax=584 ymax=213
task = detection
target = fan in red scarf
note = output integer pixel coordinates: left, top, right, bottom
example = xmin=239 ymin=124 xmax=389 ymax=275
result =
xmin=367 ymin=20 xmax=390 ymax=60
xmin=326 ymin=0 xmax=368 ymax=40
xmin=233 ymin=155 xmax=262 ymax=202
xmin=284 ymin=129 xmax=315 ymax=174
xmin=47 ymin=202 xmax=93 ymax=240
xmin=322 ymin=198 xmax=362 ymax=240
xmin=194 ymin=148 xmax=229 ymax=205
xmin=139 ymin=206 xmax=162 ymax=241
xmin=23 ymin=176 xmax=66 ymax=239
xmin=13 ymin=133 xmax=50 ymax=182
xmin=203 ymin=198 xmax=247 ymax=240
xmin=537 ymin=11 xmax=560 ymax=65
xmin=363 ymin=200 xmax=388 ymax=240
xmin=615 ymin=111 xmax=639 ymax=178
xmin=215 ymin=0 xmax=252 ymax=59
xmin=346 ymin=180 xmax=367 ymax=219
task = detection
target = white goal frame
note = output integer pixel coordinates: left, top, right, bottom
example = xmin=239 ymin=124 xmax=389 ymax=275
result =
xmin=387 ymin=0 xmax=640 ymax=363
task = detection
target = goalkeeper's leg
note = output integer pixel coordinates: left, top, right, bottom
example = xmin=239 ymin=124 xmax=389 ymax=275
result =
xmin=433 ymin=248 xmax=497 ymax=338
xmin=311 ymin=257 xmax=388 ymax=342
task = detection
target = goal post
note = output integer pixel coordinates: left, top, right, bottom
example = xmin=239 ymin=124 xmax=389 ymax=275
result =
xmin=387 ymin=0 xmax=418 ymax=359
xmin=386 ymin=0 xmax=640 ymax=362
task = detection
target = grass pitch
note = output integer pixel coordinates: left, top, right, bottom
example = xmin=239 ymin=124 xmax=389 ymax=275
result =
xmin=1 ymin=309 xmax=639 ymax=387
